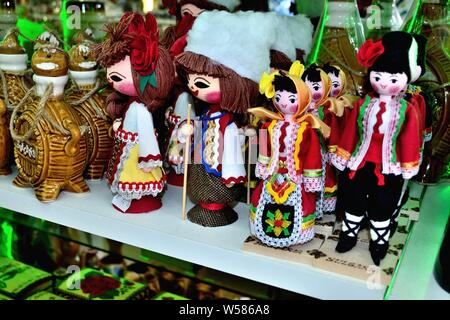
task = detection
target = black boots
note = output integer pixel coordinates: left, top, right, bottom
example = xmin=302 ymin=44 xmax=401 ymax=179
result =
xmin=369 ymin=220 xmax=391 ymax=266
xmin=336 ymin=214 xmax=391 ymax=266
xmin=335 ymin=213 xmax=363 ymax=253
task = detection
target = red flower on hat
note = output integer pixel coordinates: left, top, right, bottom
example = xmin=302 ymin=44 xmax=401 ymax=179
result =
xmin=357 ymin=39 xmax=385 ymax=68
xmin=163 ymin=0 xmax=178 ymax=16
xmin=125 ymin=13 xmax=160 ymax=76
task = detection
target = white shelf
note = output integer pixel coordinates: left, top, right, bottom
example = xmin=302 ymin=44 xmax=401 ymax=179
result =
xmin=0 ymin=170 xmax=448 ymax=299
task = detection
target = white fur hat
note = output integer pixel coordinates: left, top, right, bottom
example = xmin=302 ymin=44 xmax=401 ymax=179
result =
xmin=176 ymin=0 xmax=239 ymax=11
xmin=185 ymin=10 xmax=276 ymax=82
xmin=270 ymin=13 xmax=314 ymax=60
xmin=208 ymin=0 xmax=240 ymax=11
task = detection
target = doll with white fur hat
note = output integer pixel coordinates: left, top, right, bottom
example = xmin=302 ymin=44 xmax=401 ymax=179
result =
xmin=166 ymin=10 xmax=314 ymax=188
xmin=162 ymin=0 xmax=240 ymax=187
xmin=175 ymin=10 xmax=288 ymax=227
xmin=161 ymin=0 xmax=239 ymax=53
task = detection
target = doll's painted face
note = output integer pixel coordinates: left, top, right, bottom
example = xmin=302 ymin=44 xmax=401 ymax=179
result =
xmin=328 ymin=72 xmax=343 ymax=97
xmin=187 ymin=73 xmax=221 ymax=104
xmin=274 ymin=90 xmax=298 ymax=115
xmin=181 ymin=4 xmax=205 ymax=17
xmin=106 ymin=56 xmax=138 ymax=97
xmin=305 ymin=77 xmax=324 ymax=102
xmin=370 ymin=71 xmax=408 ymax=96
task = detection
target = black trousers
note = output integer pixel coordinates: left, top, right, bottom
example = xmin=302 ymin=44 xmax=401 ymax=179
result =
xmin=339 ymin=162 xmax=404 ymax=222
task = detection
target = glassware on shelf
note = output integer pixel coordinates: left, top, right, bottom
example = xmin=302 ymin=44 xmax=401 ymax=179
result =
xmin=314 ymin=0 xmax=366 ymax=96
xmin=63 ymin=1 xmax=107 ymax=45
xmin=83 ymin=1 xmax=107 ymax=40
xmin=0 ymin=0 xmax=18 ymax=40
xmin=365 ymin=0 xmax=404 ymax=40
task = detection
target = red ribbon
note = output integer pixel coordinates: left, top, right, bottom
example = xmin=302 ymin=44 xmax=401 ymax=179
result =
xmin=199 ymin=202 xmax=227 ymax=211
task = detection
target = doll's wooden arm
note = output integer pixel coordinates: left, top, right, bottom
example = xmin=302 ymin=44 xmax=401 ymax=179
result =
xmin=255 ymin=121 xmax=272 ymax=180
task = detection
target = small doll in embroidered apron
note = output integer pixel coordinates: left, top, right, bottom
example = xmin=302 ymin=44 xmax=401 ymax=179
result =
xmin=94 ymin=13 xmax=175 ymax=214
xmin=0 ymin=30 xmax=31 ymax=175
xmin=330 ymin=32 xmax=424 ymax=265
xmin=248 ymin=62 xmax=330 ymax=248
xmin=67 ymin=39 xmax=114 ymax=180
xmin=301 ymin=65 xmax=335 ymax=219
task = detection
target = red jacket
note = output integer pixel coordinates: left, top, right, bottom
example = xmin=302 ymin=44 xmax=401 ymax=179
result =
xmin=330 ymin=95 xmax=422 ymax=180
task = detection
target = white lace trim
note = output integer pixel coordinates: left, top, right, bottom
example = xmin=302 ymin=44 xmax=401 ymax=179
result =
xmin=329 ymin=152 xmax=347 ymax=171
xmin=111 ymin=140 xmax=164 ymax=200
xmin=111 ymin=140 xmax=135 ymax=194
xmin=402 ymin=166 xmax=419 ymax=180
xmin=303 ymin=176 xmax=322 ymax=193
xmin=116 ymin=181 xmax=164 ymax=200
xmin=251 ymin=181 xmax=314 ymax=248
xmin=138 ymin=160 xmax=163 ymax=170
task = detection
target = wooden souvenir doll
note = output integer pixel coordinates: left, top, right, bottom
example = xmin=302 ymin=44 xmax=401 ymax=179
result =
xmin=330 ymin=31 xmax=423 ymax=265
xmin=317 ymin=64 xmax=361 ymax=216
xmin=10 ymin=45 xmax=89 ymax=202
xmin=301 ymin=65 xmax=334 ymax=217
xmin=0 ymin=30 xmax=30 ymax=175
xmin=67 ymin=38 xmax=113 ymax=180
xmin=94 ymin=12 xmax=175 ymax=214
xmin=175 ymin=11 xmax=271 ymax=227
xmin=162 ymin=0 xmax=238 ymax=187
xmin=248 ymin=61 xmax=330 ymax=248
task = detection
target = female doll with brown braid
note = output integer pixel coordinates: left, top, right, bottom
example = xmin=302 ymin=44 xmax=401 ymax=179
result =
xmin=94 ymin=13 xmax=175 ymax=214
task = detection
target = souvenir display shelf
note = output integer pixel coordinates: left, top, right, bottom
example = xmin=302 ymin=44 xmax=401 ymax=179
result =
xmin=0 ymin=168 xmax=448 ymax=300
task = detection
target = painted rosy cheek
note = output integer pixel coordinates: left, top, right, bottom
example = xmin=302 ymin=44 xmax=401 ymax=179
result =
xmin=372 ymin=83 xmax=379 ymax=92
xmin=389 ymin=86 xmax=401 ymax=95
xmin=288 ymin=104 xmax=298 ymax=113
xmin=205 ymin=91 xmax=221 ymax=104
xmin=116 ymin=83 xmax=137 ymax=96
xmin=312 ymin=93 xmax=322 ymax=101
xmin=332 ymin=89 xmax=340 ymax=96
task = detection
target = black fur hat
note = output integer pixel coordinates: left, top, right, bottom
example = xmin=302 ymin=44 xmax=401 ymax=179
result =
xmin=368 ymin=32 xmax=420 ymax=82
xmin=412 ymin=33 xmax=428 ymax=80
